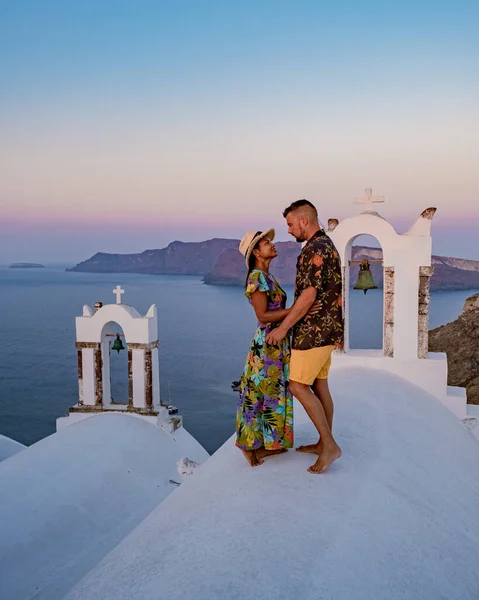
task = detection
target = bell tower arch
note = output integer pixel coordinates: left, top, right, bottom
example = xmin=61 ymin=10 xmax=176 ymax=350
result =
xmin=326 ymin=193 xmax=466 ymax=418
xmin=328 ymin=202 xmax=434 ymax=360
xmin=344 ymin=234 xmax=383 ymax=352
xmin=59 ymin=286 xmax=183 ymax=432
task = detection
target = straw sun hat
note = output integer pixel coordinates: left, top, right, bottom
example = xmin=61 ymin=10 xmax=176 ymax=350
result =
xmin=238 ymin=228 xmax=275 ymax=268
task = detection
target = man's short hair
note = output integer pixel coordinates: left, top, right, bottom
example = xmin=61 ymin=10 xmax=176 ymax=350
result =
xmin=282 ymin=199 xmax=318 ymax=219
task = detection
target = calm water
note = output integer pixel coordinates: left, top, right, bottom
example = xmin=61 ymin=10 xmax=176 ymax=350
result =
xmin=0 ymin=266 xmax=476 ymax=453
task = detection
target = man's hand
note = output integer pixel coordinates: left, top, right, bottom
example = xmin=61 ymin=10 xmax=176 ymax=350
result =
xmin=308 ymin=300 xmax=321 ymax=315
xmin=266 ymin=326 xmax=287 ymax=345
xmin=271 ymin=286 xmax=316 ymax=336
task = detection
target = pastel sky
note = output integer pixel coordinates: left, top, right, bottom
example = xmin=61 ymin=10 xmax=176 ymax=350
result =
xmin=1 ymin=0 xmax=478 ymax=263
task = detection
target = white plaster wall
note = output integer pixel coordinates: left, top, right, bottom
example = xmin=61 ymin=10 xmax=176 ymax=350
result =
xmin=151 ymin=347 xmax=160 ymax=409
xmin=58 ymin=412 xmax=157 ymax=431
xmin=329 ymin=212 xmax=433 ymax=360
xmin=76 ymin=304 xmax=158 ymax=345
xmin=330 ymin=213 xmax=433 ymax=267
xmin=56 ymin=412 xmax=158 ymax=431
xmin=82 ymin=348 xmax=95 ymax=406
xmin=331 ymin=214 xmax=396 ymax=266
xmin=333 ymin=350 xmax=446 ymax=397
xmin=132 ymin=349 xmax=146 ymax=408
xmin=76 ymin=304 xmax=160 ymax=409
xmin=146 ymin=304 xmax=159 ymax=340
xmin=394 ymin=263 xmax=420 ymax=360
xmin=330 ymin=350 xmax=467 ymax=418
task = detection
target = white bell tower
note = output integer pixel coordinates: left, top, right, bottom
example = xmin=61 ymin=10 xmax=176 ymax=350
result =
xmin=57 ymin=287 xmax=182 ymax=432
xmin=327 ymin=189 xmax=467 ymax=418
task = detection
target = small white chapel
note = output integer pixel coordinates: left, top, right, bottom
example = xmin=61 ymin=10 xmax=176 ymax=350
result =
xmin=1 ymin=192 xmax=479 ymax=600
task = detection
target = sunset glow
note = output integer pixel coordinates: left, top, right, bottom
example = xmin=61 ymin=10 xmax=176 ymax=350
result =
xmin=1 ymin=1 xmax=478 ymax=262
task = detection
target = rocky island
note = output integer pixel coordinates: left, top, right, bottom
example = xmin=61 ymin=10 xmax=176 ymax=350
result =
xmin=9 ymin=263 xmax=44 ymax=269
xmin=429 ymin=293 xmax=479 ymax=404
xmin=69 ymin=238 xmax=479 ymax=291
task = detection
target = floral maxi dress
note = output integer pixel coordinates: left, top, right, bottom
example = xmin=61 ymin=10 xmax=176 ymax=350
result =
xmin=236 ymin=269 xmax=294 ymax=451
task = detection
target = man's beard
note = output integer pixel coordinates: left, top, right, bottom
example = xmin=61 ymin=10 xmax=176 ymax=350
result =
xmin=294 ymin=234 xmax=306 ymax=243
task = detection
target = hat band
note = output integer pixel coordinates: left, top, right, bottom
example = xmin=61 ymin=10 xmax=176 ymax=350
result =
xmin=248 ymin=231 xmax=263 ymax=252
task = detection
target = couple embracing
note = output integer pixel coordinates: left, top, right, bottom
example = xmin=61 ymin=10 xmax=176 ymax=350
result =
xmin=236 ymin=199 xmax=344 ymax=474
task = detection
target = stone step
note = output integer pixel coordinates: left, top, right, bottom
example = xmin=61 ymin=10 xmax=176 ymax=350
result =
xmin=440 ymin=386 xmax=467 ymax=419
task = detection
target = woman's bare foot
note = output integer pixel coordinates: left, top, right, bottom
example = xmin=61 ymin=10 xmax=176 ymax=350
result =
xmin=256 ymin=448 xmax=287 ymax=459
xmin=295 ymin=441 xmax=320 ymax=455
xmin=240 ymin=449 xmax=264 ymax=467
xmin=308 ymin=442 xmax=342 ymax=474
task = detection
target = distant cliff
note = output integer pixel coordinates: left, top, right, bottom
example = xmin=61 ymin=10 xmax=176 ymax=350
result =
xmin=203 ymin=241 xmax=302 ymax=286
xmin=205 ymin=244 xmax=479 ymax=291
xmin=67 ymin=239 xmax=239 ymax=275
xmin=68 ymin=238 xmax=479 ymax=291
xmin=429 ymin=293 xmax=479 ymax=404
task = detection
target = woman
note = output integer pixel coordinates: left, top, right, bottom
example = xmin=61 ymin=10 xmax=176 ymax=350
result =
xmin=236 ymin=229 xmax=316 ymax=467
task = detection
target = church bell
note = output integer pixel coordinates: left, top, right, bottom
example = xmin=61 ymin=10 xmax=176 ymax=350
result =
xmin=353 ymin=259 xmax=378 ymax=295
xmin=111 ymin=334 xmax=125 ymax=353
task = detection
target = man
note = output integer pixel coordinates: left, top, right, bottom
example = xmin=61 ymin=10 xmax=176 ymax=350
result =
xmin=266 ymin=199 xmax=344 ymax=474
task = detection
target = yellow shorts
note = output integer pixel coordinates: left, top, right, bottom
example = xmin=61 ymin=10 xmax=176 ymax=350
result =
xmin=289 ymin=345 xmax=334 ymax=385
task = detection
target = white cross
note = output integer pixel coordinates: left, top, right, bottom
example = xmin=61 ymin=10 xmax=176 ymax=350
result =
xmin=354 ymin=188 xmax=385 ymax=212
xmin=113 ymin=285 xmax=124 ymax=304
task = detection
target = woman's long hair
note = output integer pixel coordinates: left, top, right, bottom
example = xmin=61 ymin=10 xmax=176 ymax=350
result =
xmin=244 ymin=231 xmax=263 ymax=289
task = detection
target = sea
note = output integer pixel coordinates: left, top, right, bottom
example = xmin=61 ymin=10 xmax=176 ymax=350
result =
xmin=0 ymin=265 xmax=477 ymax=454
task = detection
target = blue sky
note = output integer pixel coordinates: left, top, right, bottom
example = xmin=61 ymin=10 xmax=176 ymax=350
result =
xmin=1 ymin=0 xmax=478 ymax=263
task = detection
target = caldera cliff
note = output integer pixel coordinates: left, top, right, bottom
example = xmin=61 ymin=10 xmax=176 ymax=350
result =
xmin=68 ymin=238 xmax=479 ymax=291
xmin=429 ymin=293 xmax=479 ymax=405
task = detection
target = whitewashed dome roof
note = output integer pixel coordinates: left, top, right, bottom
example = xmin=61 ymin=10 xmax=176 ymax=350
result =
xmin=0 ymin=413 xmax=208 ymax=600
xmin=0 ymin=434 xmax=25 ymax=462
xmin=65 ymin=368 xmax=479 ymax=600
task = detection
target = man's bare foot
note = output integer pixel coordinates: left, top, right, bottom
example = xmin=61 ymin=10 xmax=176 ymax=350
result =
xmin=240 ymin=449 xmax=264 ymax=467
xmin=295 ymin=442 xmax=320 ymax=455
xmin=308 ymin=442 xmax=342 ymax=474
xmin=256 ymin=448 xmax=287 ymax=459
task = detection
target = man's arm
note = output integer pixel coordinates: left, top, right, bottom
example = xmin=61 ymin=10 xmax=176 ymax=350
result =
xmin=265 ymin=286 xmax=316 ymax=344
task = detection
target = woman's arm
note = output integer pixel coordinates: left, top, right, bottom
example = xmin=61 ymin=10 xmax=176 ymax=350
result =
xmin=250 ymin=291 xmax=320 ymax=324
xmin=250 ymin=291 xmax=290 ymax=323
xmin=266 ymin=286 xmax=316 ymax=344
